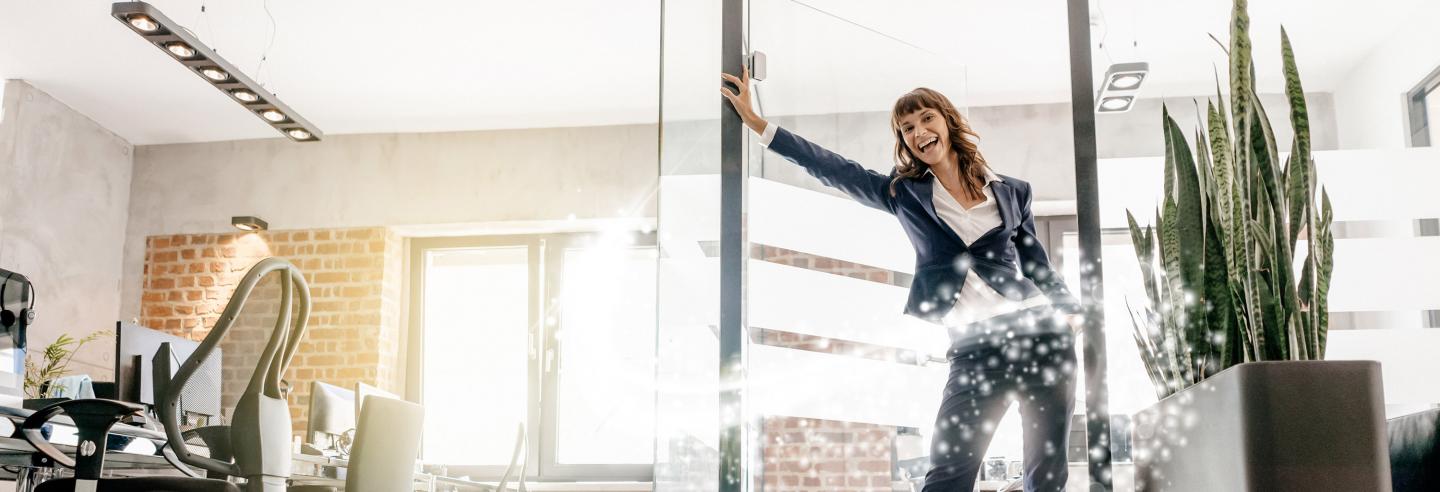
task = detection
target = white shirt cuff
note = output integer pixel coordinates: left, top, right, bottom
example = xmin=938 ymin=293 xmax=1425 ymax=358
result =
xmin=757 ymin=123 xmax=778 ymax=148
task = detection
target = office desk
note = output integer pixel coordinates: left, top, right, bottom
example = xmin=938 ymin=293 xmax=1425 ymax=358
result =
xmin=291 ymin=454 xmax=527 ymax=492
xmin=0 ymin=405 xmax=591 ymax=492
xmin=0 ymin=405 xmax=511 ymax=492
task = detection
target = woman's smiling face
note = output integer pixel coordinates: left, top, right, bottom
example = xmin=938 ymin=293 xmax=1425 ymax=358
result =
xmin=896 ymin=107 xmax=949 ymax=166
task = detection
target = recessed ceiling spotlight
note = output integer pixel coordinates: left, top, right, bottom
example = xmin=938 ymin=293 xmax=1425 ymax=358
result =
xmin=112 ymin=1 xmax=323 ymax=142
xmin=127 ymin=14 xmax=159 ymax=32
xmin=1097 ymin=96 xmax=1135 ymax=113
xmin=200 ymin=67 xmax=229 ymax=81
xmin=165 ymin=42 xmax=195 ymax=58
xmin=231 ymin=90 xmax=259 ymax=103
xmin=1110 ymin=74 xmax=1143 ymax=90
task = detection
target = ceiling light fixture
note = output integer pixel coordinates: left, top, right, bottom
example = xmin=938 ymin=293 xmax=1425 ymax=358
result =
xmin=112 ymin=2 xmax=323 ymax=142
xmin=231 ymin=216 xmax=268 ymax=232
xmin=165 ymin=42 xmax=195 ymax=58
xmin=1096 ymin=61 xmax=1149 ymax=114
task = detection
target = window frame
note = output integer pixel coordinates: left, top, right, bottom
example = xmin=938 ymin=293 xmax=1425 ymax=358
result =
xmin=1405 ymin=65 xmax=1440 ymax=147
xmin=407 ymin=232 xmax=658 ymax=482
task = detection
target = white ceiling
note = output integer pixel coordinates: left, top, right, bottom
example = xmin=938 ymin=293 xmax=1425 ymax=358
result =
xmin=0 ymin=0 xmax=1431 ymax=145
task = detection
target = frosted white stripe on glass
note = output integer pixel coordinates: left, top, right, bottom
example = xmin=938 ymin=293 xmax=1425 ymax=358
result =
xmin=1099 ymin=147 xmax=1440 ymax=229
xmin=750 ymin=344 xmax=947 ymax=428
xmin=750 ymin=178 xmax=915 ymax=274
xmin=1315 ymin=237 xmax=1440 ymax=312
xmin=749 ymin=260 xmax=946 ymax=353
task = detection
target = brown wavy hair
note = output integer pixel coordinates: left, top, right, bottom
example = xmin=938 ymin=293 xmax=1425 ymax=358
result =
xmin=889 ymin=88 xmax=990 ymax=199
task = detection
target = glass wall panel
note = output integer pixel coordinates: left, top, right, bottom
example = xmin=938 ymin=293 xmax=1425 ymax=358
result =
xmin=745 ymin=1 xmax=1083 ymax=490
xmin=1086 ymin=1 xmax=1440 ymax=489
xmin=655 ymin=0 xmax=724 ymax=489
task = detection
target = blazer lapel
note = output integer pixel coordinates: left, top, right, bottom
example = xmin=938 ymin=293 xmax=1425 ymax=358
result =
xmin=916 ymin=176 xmax=968 ymax=247
xmin=990 ymin=179 xmax=1017 ymax=231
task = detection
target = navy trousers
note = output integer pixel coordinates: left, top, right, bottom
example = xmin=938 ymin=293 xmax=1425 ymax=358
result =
xmin=922 ymin=308 xmax=1077 ymax=492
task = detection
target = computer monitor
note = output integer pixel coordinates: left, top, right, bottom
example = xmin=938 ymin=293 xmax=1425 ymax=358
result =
xmin=354 ymin=381 xmax=399 ymax=419
xmin=0 ymin=269 xmax=32 ymax=407
xmin=307 ymin=381 xmax=356 ymax=451
xmin=114 ymin=322 xmax=222 ymax=417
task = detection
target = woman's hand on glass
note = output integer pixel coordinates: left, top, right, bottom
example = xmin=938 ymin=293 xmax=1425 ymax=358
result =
xmin=720 ymin=66 xmax=767 ymax=135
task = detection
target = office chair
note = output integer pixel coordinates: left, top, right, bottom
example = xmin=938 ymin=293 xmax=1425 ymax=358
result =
xmin=1390 ymin=407 xmax=1439 ymax=491
xmin=160 ymin=258 xmax=312 ymax=491
xmin=290 ymin=404 xmax=528 ymax=492
xmin=290 ymin=395 xmax=424 ymax=492
xmin=19 ymin=258 xmax=309 ymax=492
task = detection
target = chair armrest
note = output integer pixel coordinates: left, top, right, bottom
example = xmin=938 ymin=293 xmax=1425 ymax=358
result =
xmin=20 ymin=399 xmax=144 ymax=479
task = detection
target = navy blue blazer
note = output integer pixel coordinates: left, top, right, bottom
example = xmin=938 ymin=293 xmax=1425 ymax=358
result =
xmin=767 ymin=126 xmax=1080 ymax=324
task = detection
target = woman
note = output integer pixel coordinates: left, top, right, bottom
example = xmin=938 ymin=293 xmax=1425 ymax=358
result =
xmin=722 ymin=67 xmax=1081 ymax=492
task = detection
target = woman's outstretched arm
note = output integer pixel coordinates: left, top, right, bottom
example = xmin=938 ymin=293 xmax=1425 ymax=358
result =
xmin=722 ymin=68 xmax=897 ymax=214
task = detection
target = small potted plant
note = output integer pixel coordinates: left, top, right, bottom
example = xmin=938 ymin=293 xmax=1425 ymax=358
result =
xmin=23 ymin=330 xmax=112 ymax=407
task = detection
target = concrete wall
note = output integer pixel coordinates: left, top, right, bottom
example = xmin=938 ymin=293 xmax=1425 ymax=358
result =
xmin=121 ymin=124 xmax=660 ymax=320
xmin=0 ymin=80 xmax=133 ymax=377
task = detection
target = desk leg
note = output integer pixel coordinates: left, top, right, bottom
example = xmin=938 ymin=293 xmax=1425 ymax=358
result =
xmin=14 ymin=467 xmax=49 ymax=492
xmin=12 ymin=468 xmax=31 ymax=492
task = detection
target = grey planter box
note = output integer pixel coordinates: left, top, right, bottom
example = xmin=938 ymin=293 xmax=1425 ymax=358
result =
xmin=1132 ymin=360 xmax=1391 ymax=492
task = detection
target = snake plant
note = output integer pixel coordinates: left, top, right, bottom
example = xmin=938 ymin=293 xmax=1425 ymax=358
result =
xmin=1127 ymin=0 xmax=1335 ymax=400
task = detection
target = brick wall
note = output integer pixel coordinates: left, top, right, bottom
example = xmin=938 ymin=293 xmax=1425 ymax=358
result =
xmin=761 ymin=418 xmax=896 ymax=491
xmin=754 ymin=245 xmax=907 ymax=492
xmin=139 ymin=227 xmax=404 ymax=434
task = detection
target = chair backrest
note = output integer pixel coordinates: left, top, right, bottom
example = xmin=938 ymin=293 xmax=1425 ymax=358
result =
xmin=346 ymin=395 xmax=424 ymax=492
xmin=1390 ymin=407 xmax=1439 ymax=491
xmin=158 ymin=257 xmax=312 ymax=491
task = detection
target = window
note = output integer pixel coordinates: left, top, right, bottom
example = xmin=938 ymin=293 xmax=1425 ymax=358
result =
xmin=1406 ymin=66 xmax=1440 ymax=147
xmin=409 ymin=232 xmax=658 ymax=481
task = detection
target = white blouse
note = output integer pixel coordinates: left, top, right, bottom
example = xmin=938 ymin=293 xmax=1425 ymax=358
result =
xmin=929 ymin=174 xmax=1049 ymax=328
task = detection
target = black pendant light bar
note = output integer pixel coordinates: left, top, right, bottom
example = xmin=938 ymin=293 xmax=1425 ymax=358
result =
xmin=111 ymin=2 xmax=323 ymax=142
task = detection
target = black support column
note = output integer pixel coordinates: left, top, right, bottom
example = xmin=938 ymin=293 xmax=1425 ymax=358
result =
xmin=1066 ymin=0 xmax=1113 ymax=490
xmin=719 ymin=0 xmax=748 ymax=490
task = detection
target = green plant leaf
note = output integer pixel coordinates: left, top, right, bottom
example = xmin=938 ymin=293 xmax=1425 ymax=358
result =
xmin=1317 ymin=189 xmax=1334 ymax=357
xmin=1282 ymin=27 xmax=1312 ymax=160
xmin=1128 ymin=210 xmax=1160 ymax=303
xmin=1229 ymin=0 xmax=1253 ymax=141
xmin=1163 ymin=105 xmax=1178 ymax=204
xmin=1128 ymin=299 xmax=1173 ymax=400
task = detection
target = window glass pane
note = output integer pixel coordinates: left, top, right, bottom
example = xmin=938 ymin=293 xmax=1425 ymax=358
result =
xmin=422 ymin=246 xmax=530 ymax=465
xmin=556 ymin=244 xmax=658 ymax=464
